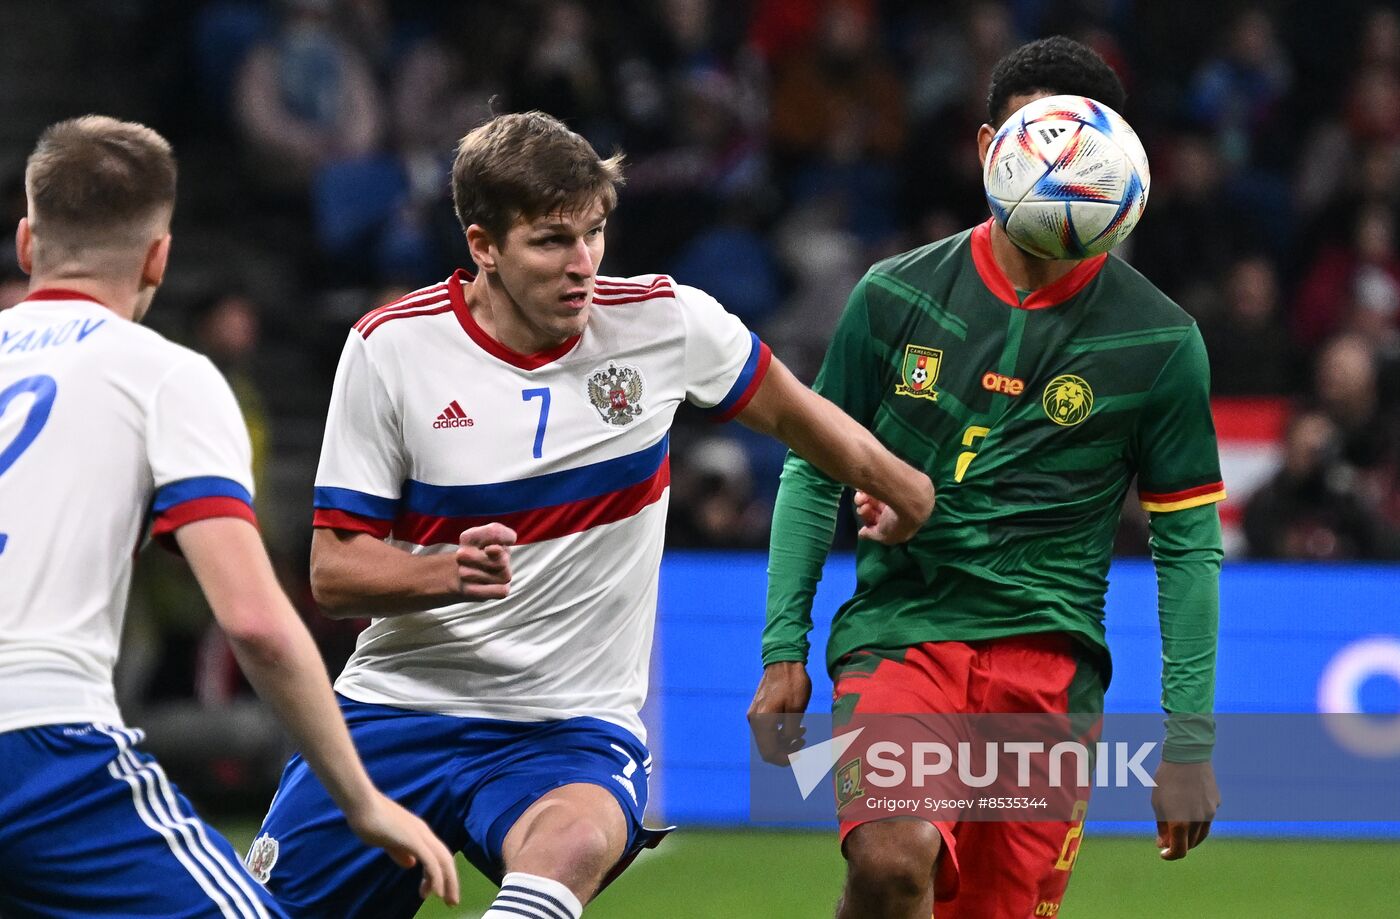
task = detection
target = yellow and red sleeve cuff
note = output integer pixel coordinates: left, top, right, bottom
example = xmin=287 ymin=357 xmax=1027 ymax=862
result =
xmin=1139 ymin=481 xmax=1227 ymax=513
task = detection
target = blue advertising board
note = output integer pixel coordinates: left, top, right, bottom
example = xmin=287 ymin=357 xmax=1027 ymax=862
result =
xmin=649 ymin=553 xmax=1400 ymax=837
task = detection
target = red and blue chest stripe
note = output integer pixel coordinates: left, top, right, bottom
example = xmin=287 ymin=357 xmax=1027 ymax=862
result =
xmin=314 ymin=435 xmax=671 ymax=546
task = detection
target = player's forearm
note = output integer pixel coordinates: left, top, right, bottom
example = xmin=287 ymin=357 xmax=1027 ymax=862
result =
xmin=1149 ymin=503 xmax=1223 ymax=763
xmin=763 ymin=452 xmax=844 ymax=665
xmin=310 ymin=528 xmax=461 ymax=618
xmin=743 ymin=360 xmax=931 ymax=522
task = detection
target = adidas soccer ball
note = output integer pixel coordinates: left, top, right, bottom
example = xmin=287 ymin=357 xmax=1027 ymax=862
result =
xmin=982 ymin=94 xmax=1150 ymax=260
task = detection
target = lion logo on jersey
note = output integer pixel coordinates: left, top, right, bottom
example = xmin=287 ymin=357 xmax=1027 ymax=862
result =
xmin=894 ymin=344 xmax=942 ymax=401
xmin=587 ymin=362 xmax=645 ymax=426
xmin=244 ymin=833 xmax=279 ymax=885
xmin=1042 ymin=374 xmax=1094 ymax=426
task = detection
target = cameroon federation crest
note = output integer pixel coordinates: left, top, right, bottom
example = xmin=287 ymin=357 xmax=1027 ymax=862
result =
xmin=894 ymin=344 xmax=942 ymax=401
xmin=835 ymin=757 xmax=865 ymax=810
xmin=587 ymin=362 xmax=645 ymax=426
xmin=1042 ymin=374 xmax=1094 ymax=426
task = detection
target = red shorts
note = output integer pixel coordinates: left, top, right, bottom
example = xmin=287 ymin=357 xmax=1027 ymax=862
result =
xmin=832 ymin=634 xmax=1105 ymax=919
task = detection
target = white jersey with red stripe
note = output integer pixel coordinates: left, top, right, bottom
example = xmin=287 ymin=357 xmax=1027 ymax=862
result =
xmin=315 ymin=271 xmax=770 ymax=739
xmin=0 ymin=291 xmax=257 ymax=734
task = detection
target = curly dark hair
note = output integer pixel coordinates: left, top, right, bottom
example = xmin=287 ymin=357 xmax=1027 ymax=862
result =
xmin=986 ymin=36 xmax=1126 ymax=126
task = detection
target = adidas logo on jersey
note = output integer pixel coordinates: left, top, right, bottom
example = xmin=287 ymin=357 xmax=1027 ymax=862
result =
xmin=433 ymin=401 xmax=474 ymax=429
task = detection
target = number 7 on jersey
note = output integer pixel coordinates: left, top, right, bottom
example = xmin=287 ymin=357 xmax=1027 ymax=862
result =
xmin=522 ymin=387 xmax=550 ymax=459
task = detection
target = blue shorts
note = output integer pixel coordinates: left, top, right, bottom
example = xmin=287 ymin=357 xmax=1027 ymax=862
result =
xmin=0 ymin=723 xmax=287 ymax=919
xmin=255 ymin=696 xmax=660 ymax=919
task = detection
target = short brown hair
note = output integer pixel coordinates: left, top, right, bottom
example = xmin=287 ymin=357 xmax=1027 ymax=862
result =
xmin=451 ymin=111 xmax=624 ymax=241
xmin=25 ymin=115 xmax=177 ymax=247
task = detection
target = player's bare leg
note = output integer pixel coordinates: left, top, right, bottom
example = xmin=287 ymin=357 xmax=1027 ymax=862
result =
xmin=482 ymin=783 xmax=628 ymax=917
xmin=837 ymin=818 xmax=941 ymax=919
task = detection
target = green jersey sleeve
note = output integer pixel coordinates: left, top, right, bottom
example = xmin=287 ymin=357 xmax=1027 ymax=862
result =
xmin=762 ymin=276 xmax=882 ymax=665
xmin=1132 ymin=326 xmax=1227 ymax=511
xmin=1149 ymin=503 xmax=1222 ymax=762
xmin=1132 ymin=324 xmax=1225 ymax=762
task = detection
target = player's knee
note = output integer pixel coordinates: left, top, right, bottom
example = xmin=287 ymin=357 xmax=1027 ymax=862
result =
xmin=843 ymin=821 xmax=941 ymax=900
xmin=522 ymin=814 xmax=618 ymax=883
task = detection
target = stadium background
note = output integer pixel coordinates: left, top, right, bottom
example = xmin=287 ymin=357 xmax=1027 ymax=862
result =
xmin=2 ymin=0 xmax=1398 ymax=914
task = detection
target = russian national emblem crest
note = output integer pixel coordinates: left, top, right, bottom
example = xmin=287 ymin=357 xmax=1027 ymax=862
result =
xmin=1042 ymin=374 xmax=1094 ymax=426
xmin=894 ymin=344 xmax=942 ymax=401
xmin=245 ymin=833 xmax=279 ymax=885
xmin=587 ymin=362 xmax=645 ymax=426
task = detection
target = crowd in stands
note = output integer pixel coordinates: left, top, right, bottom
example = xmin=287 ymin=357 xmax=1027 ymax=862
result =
xmin=2 ymin=1 xmax=1398 ymax=767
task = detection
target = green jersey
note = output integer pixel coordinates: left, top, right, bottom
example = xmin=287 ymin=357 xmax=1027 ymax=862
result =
xmin=765 ymin=221 xmax=1225 ymax=752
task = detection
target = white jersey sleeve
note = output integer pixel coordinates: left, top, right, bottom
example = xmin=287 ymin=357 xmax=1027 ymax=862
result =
xmin=147 ymin=355 xmax=258 ymax=543
xmin=673 ymin=283 xmax=772 ymax=419
xmin=312 ymin=331 xmax=406 ymax=537
xmin=0 ymin=293 xmax=258 ymax=733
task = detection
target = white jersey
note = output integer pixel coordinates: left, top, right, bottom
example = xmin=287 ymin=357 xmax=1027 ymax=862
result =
xmin=316 ymin=271 xmax=769 ymax=739
xmin=0 ymin=291 xmax=256 ymax=734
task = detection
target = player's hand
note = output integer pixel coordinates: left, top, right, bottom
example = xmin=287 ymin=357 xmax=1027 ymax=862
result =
xmin=854 ymin=482 xmax=933 ymax=545
xmin=456 ymin=523 xmax=515 ymax=600
xmin=345 ymin=792 xmax=460 ymax=907
xmin=747 ymin=661 xmax=813 ymax=765
xmin=1151 ymin=761 xmax=1220 ymax=860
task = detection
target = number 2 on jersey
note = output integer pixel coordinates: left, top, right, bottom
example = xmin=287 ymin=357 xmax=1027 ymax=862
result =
xmin=0 ymin=374 xmax=60 ymax=555
xmin=954 ymin=425 xmax=990 ymax=483
xmin=522 ymin=387 xmax=551 ymax=459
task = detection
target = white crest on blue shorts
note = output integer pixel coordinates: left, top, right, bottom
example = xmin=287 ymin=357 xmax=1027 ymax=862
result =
xmin=245 ymin=833 xmax=279 ymax=885
xmin=609 ymin=743 xmax=640 ymax=805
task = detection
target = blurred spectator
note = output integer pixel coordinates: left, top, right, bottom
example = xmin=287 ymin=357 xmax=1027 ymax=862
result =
xmin=1358 ymin=6 xmax=1400 ymax=72
xmin=628 ymin=68 xmax=767 ymax=202
xmin=1188 ymin=6 xmax=1292 ymax=170
xmin=623 ymin=67 xmax=771 ymax=268
xmin=669 ymin=208 xmax=782 ymax=327
xmin=1294 ymin=205 xmax=1400 ymax=348
xmin=906 ymin=1 xmax=1014 ymax=128
xmin=1243 ymin=409 xmax=1395 ymax=559
xmin=515 ymin=1 xmax=612 ymax=141
xmin=1297 ymin=65 xmax=1400 ymax=221
xmin=191 ymin=291 xmax=270 ymax=491
xmin=1314 ymin=334 xmax=1397 ymax=477
xmin=1129 ymin=134 xmax=1250 ymax=305
xmin=768 ymin=1 xmax=904 ymax=166
xmin=234 ymin=0 xmax=384 ymax=188
xmin=392 ymin=20 xmax=494 ymax=158
xmin=763 ymin=201 xmax=868 ymax=381
xmin=667 ymin=437 xmax=770 ymax=548
xmin=772 ymin=0 xmax=907 ymax=249
xmin=1199 ymin=256 xmax=1295 ymax=396
xmin=189 ymin=1 xmax=275 ymax=126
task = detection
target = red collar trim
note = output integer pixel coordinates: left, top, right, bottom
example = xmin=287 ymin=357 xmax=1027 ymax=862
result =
xmin=447 ymin=268 xmax=581 ymax=370
xmin=970 ymin=219 xmax=1107 ymax=310
xmin=23 ymin=288 xmax=107 ymax=307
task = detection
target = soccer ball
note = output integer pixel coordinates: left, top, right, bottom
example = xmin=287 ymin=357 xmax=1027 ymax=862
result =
xmin=982 ymin=94 xmax=1150 ymax=260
